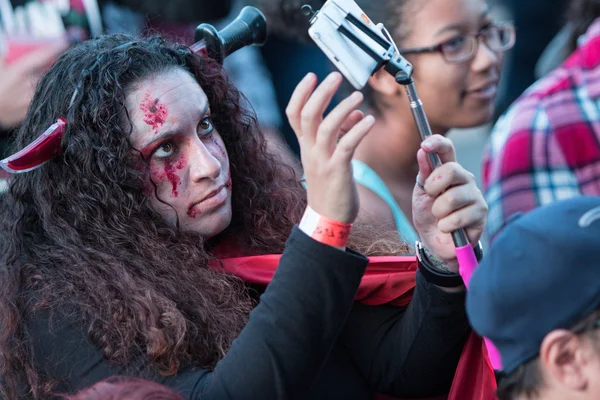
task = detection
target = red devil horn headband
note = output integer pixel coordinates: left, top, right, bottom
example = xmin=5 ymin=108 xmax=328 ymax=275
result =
xmin=0 ymin=118 xmax=66 ymax=173
xmin=0 ymin=6 xmax=267 ymax=175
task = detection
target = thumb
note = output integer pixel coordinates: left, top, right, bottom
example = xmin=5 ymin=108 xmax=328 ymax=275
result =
xmin=416 ymin=148 xmax=433 ymax=185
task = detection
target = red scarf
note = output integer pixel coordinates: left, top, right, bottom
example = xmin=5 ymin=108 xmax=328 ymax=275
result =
xmin=211 ymin=254 xmax=497 ymax=400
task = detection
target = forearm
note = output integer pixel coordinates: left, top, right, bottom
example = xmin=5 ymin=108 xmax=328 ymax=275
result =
xmin=189 ymin=227 xmax=368 ymax=399
xmin=379 ymin=272 xmax=469 ymax=397
xmin=341 ymin=272 xmax=470 ymax=398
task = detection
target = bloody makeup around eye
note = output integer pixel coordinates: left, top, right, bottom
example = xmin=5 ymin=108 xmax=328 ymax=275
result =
xmin=144 ymin=144 xmax=186 ymax=198
xmin=164 ymin=161 xmax=182 ymax=197
xmin=140 ymin=92 xmax=168 ymax=132
xmin=149 ymin=161 xmax=182 ymax=198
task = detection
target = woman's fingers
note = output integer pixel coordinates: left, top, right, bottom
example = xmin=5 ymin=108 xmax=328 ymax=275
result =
xmin=416 ymin=135 xmax=456 ymax=185
xmin=339 ymin=109 xmax=365 ymax=135
xmin=416 ymin=148 xmax=432 ymax=187
xmin=423 ymin=162 xmax=473 ymax=197
xmin=334 ymin=115 xmax=375 ymax=164
xmin=299 ymin=72 xmax=343 ymax=144
xmin=430 ymin=183 xmax=480 ymax=220
xmin=286 ymin=72 xmax=317 ymax=140
xmin=421 ymin=135 xmax=457 ymax=164
xmin=436 ymin=201 xmax=488 ymax=234
xmin=287 ymin=72 xmax=370 ymax=161
xmin=317 ymin=91 xmax=364 ymax=151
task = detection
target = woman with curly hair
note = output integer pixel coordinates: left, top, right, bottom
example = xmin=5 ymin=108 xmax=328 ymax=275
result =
xmin=0 ymin=34 xmax=489 ymax=399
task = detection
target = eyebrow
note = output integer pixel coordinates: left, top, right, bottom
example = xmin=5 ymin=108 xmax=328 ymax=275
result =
xmin=434 ymin=7 xmax=491 ymax=37
xmin=139 ymin=102 xmax=210 ymax=149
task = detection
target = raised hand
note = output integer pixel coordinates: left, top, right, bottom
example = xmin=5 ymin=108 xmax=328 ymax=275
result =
xmin=286 ymin=72 xmax=375 ymax=224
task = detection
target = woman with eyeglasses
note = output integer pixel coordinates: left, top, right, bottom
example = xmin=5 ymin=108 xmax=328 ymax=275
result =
xmin=349 ymin=0 xmax=514 ymax=248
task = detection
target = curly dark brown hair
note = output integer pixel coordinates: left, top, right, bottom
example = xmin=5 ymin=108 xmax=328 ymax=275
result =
xmin=0 ymin=34 xmax=409 ymax=399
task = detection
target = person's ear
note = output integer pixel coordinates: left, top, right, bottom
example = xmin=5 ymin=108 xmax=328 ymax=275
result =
xmin=367 ymin=68 xmax=400 ymax=97
xmin=540 ymin=330 xmax=589 ymax=392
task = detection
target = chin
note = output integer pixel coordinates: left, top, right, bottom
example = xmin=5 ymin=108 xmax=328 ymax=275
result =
xmin=184 ymin=200 xmax=233 ymax=239
xmin=190 ymin=215 xmax=232 ymax=239
xmin=451 ymin=106 xmax=495 ymax=129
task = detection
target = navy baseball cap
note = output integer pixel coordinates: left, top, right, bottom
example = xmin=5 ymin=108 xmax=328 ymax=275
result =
xmin=467 ymin=196 xmax=600 ymax=374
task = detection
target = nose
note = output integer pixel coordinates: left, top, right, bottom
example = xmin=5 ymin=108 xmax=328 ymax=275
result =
xmin=471 ymin=39 xmax=499 ymax=73
xmin=188 ymin=137 xmax=221 ymax=182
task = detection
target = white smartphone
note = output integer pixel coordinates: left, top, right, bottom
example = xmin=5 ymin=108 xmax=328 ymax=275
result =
xmin=307 ymin=0 xmax=389 ymax=89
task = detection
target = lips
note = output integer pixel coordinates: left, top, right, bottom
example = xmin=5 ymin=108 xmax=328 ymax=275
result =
xmin=466 ymin=80 xmax=499 ymax=94
xmin=198 ymin=185 xmax=226 ymax=204
xmin=187 ymin=185 xmax=228 ymax=216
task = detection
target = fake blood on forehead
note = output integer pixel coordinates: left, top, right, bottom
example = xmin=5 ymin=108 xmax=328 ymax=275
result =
xmin=140 ymin=93 xmax=168 ymax=131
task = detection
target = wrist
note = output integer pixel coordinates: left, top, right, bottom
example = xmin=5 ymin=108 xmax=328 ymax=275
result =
xmin=416 ymin=241 xmax=463 ymax=288
xmin=420 ymin=239 xmax=484 ymax=266
xmin=299 ymin=206 xmax=352 ymax=250
xmin=422 ymin=246 xmax=459 ymax=274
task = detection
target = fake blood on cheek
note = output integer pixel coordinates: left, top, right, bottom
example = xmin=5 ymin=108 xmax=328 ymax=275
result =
xmin=187 ymin=205 xmax=201 ymax=219
xmin=150 ymin=159 xmax=185 ymax=198
xmin=164 ymin=162 xmax=181 ymax=197
xmin=187 ymin=168 xmax=231 ymax=220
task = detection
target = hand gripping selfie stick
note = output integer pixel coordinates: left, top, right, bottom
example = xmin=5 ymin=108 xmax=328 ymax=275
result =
xmin=0 ymin=6 xmax=268 ymax=174
xmin=303 ymin=0 xmax=502 ymax=369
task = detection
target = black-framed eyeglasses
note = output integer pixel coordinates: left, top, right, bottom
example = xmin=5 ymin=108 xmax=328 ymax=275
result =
xmin=397 ymin=22 xmax=516 ymax=64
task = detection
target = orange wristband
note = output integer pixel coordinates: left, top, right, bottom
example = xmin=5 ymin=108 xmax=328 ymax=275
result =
xmin=299 ymin=206 xmax=352 ymax=248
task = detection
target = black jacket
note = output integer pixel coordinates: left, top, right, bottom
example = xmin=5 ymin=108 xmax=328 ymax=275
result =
xmin=26 ymin=227 xmax=470 ymax=399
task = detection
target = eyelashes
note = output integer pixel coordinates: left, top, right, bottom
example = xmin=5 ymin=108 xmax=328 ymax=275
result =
xmin=151 ymin=117 xmax=215 ymax=160
xmin=154 ymin=141 xmax=175 ymax=158
xmin=198 ymin=116 xmax=214 ymax=136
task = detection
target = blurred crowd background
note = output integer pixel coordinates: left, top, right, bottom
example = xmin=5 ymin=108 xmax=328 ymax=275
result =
xmin=0 ymin=0 xmax=582 ymax=243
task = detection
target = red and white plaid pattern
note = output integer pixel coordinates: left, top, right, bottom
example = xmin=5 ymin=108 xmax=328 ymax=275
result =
xmin=483 ymin=18 xmax=600 ymax=240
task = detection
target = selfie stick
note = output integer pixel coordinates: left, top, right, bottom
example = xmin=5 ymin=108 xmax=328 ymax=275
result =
xmin=302 ymin=4 xmax=502 ymax=370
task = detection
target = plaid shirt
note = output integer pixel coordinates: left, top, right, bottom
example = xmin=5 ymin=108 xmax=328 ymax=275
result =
xmin=483 ymin=18 xmax=600 ymax=240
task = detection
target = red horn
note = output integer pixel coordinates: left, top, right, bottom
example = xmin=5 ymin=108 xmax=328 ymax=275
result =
xmin=0 ymin=118 xmax=66 ymax=174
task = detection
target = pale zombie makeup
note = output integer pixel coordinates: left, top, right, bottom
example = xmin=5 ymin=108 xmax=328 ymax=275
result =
xmin=128 ymin=68 xmax=233 ymax=238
